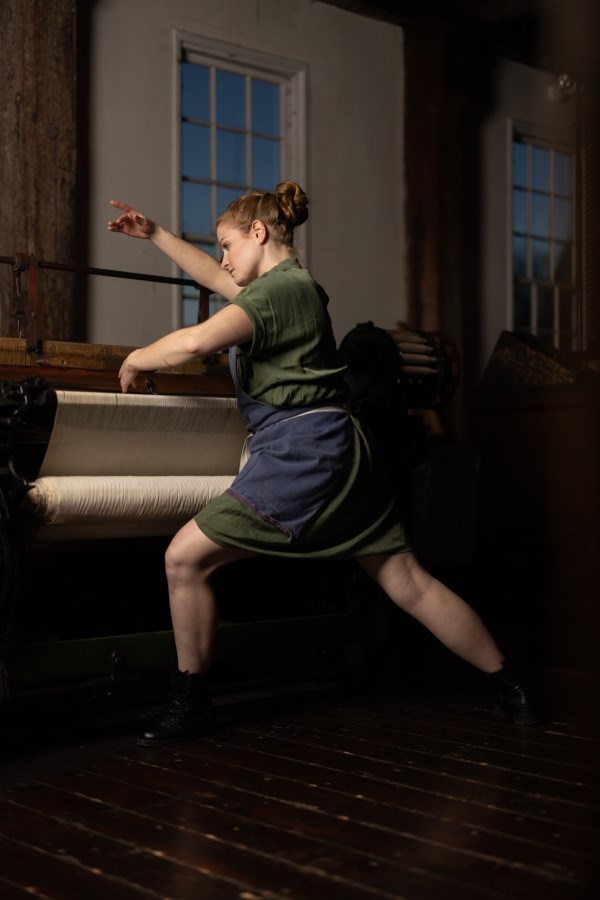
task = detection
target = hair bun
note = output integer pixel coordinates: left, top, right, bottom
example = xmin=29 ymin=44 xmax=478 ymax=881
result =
xmin=275 ymin=181 xmax=309 ymax=228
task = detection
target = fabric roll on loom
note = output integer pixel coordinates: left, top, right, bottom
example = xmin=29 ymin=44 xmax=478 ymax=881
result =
xmin=23 ymin=474 xmax=235 ymax=526
xmin=21 ymin=390 xmax=248 ymax=539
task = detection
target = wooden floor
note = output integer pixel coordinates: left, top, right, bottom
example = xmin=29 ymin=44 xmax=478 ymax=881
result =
xmin=0 ymin=665 xmax=599 ymax=900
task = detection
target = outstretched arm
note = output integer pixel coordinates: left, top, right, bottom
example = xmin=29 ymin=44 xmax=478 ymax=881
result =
xmin=107 ymin=200 xmax=242 ymax=300
xmin=118 ymin=302 xmax=253 ymax=393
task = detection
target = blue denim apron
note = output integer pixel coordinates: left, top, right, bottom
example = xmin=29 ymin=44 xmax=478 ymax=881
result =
xmin=225 ymin=348 xmax=353 ymax=539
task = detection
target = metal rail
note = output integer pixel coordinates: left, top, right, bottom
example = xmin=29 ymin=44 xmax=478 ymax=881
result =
xmin=1 ymin=253 xmax=211 ymax=352
xmin=0 ymin=253 xmax=200 ymax=287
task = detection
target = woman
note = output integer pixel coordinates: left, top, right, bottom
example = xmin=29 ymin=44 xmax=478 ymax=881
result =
xmin=108 ymin=181 xmax=541 ymax=746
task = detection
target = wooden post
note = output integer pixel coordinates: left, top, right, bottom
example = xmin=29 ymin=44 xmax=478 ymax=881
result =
xmin=404 ymin=22 xmax=470 ymax=441
xmin=0 ymin=0 xmax=79 ymax=342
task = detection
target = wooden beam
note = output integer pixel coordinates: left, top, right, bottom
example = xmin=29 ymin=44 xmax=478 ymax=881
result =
xmin=0 ymin=0 xmax=79 ymax=341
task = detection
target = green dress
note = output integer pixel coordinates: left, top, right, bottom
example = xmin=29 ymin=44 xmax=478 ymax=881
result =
xmin=195 ymin=259 xmax=411 ymax=558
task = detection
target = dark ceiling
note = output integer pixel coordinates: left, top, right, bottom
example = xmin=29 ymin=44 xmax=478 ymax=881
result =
xmin=319 ymin=0 xmax=596 ymax=77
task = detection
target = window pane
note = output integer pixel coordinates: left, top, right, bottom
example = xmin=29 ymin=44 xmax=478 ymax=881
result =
xmin=252 ymin=79 xmax=279 ymax=136
xmin=554 ymin=197 xmax=572 ymax=241
xmin=183 ymin=296 xmax=199 ymax=327
xmin=513 ymin=188 xmax=527 ymax=233
xmin=532 ymin=239 xmax=550 ymax=280
xmin=554 ymin=241 xmax=572 ymax=282
xmin=217 ymin=186 xmax=242 ymax=218
xmin=531 ymin=193 xmax=550 ymax=236
xmin=554 ymin=152 xmax=572 ymax=196
xmin=513 ymin=235 xmax=528 ymax=278
xmin=217 ymin=70 xmax=245 ymax=128
xmin=182 ymin=182 xmax=211 ymax=235
xmin=209 ymin=295 xmax=227 ymax=316
xmin=252 ymin=137 xmax=279 ymax=189
xmin=531 ymin=145 xmax=550 ymax=191
xmin=182 ymin=242 xmax=219 ymax=324
xmin=513 ymin=141 xmax=527 ymax=187
xmin=189 ymin=240 xmax=219 ymax=262
xmin=217 ymin=128 xmax=246 ymax=184
xmin=182 ymin=123 xmax=210 ymax=179
xmin=538 ymin=285 xmax=554 ymax=331
xmin=182 ymin=62 xmax=210 ymax=120
xmin=514 ymin=283 xmax=531 ymax=331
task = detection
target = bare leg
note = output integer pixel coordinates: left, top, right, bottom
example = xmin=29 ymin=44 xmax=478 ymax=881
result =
xmin=358 ymin=551 xmax=504 ymax=673
xmin=137 ymin=520 xmax=255 ymax=746
xmin=164 ymin=519 xmax=255 ymax=673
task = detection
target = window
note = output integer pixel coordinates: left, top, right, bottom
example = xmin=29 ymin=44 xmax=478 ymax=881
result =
xmin=177 ymin=37 xmax=306 ymax=325
xmin=511 ymin=132 xmax=577 ymax=352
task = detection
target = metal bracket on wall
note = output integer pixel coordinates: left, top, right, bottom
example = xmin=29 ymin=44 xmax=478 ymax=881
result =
xmin=11 ymin=253 xmax=39 ymax=354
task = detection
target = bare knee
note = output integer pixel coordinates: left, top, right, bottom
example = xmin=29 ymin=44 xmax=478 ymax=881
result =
xmin=165 ymin=519 xmax=255 ymax=585
xmin=165 ymin=541 xmax=200 ymax=588
xmin=164 ymin=521 xmax=213 ymax=585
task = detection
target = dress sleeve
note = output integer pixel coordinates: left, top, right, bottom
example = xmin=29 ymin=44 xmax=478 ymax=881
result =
xmin=231 ymin=282 xmax=295 ymax=357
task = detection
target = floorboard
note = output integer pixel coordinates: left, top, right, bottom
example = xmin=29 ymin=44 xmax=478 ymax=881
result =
xmin=0 ymin=663 xmax=598 ymax=899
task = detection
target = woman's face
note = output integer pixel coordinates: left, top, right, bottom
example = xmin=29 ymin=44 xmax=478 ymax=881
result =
xmin=217 ymin=222 xmax=264 ymax=286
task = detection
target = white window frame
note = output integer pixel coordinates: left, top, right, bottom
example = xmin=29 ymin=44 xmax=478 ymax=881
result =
xmin=172 ymin=30 xmax=307 ymax=326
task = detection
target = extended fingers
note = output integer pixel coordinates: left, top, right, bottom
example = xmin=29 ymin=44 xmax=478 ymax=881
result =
xmin=107 ymin=217 xmax=132 ymax=232
xmin=107 ymin=210 xmax=149 ymax=235
xmin=108 ymin=200 xmax=131 ymax=230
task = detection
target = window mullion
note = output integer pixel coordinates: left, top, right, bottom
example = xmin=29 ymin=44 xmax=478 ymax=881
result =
xmin=245 ymin=75 xmax=252 ymax=190
xmin=209 ymin=66 xmax=217 ymax=236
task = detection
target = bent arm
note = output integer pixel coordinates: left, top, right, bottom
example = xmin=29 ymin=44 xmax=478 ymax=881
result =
xmin=150 ymin=224 xmax=242 ymax=300
xmin=119 ymin=303 xmax=252 ymax=392
xmin=108 ymin=199 xmax=241 ymax=300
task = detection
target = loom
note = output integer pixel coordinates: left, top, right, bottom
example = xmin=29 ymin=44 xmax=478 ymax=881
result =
xmin=0 ymin=256 xmax=371 ymax=710
xmin=0 ymin=255 xmax=470 ymax=713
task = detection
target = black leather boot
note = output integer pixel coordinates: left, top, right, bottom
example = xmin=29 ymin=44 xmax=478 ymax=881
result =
xmin=489 ymin=659 xmax=544 ymax=725
xmin=138 ymin=670 xmax=217 ymax=747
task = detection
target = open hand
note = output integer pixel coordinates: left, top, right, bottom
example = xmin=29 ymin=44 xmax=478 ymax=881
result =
xmin=108 ymin=200 xmax=156 ymax=239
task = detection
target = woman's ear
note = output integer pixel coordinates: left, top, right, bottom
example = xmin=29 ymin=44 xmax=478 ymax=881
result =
xmin=251 ymin=219 xmax=268 ymax=243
